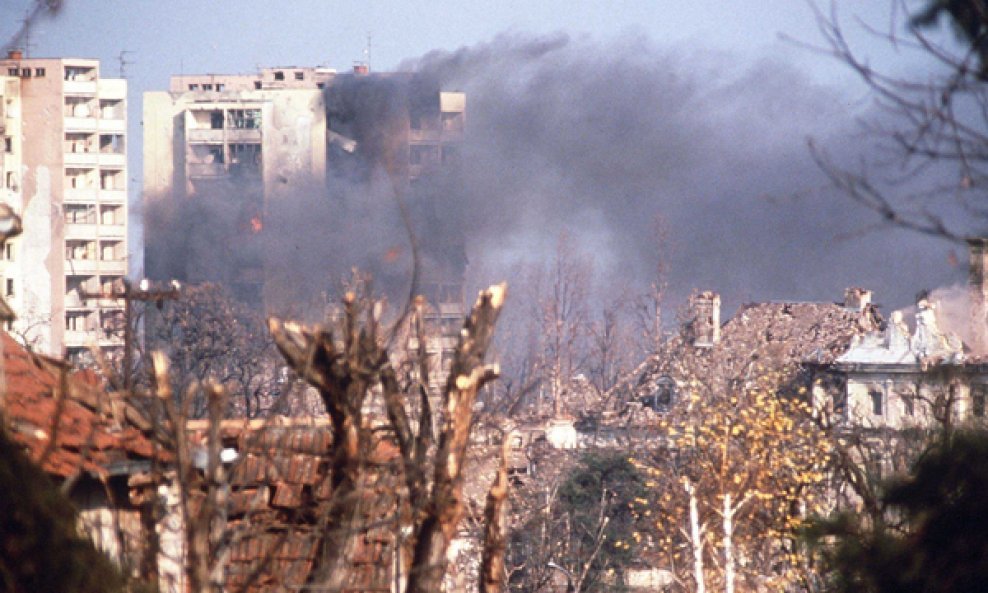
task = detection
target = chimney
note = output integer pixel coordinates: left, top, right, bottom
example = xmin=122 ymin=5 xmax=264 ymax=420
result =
xmin=968 ymin=237 xmax=988 ymax=352
xmin=7 ymin=49 xmax=22 ymax=60
xmin=843 ymin=287 xmax=872 ymax=312
xmin=690 ymin=291 xmax=721 ymax=348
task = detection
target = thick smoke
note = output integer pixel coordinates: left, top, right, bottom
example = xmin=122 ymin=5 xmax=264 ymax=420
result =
xmin=403 ymin=33 xmax=965 ymax=314
xmin=147 ymin=32 xmax=968 ymax=323
xmin=3 ymin=0 xmax=64 ymax=52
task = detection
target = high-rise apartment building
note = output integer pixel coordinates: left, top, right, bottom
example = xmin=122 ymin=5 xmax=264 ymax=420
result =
xmin=143 ymin=65 xmax=466 ymax=309
xmin=0 ymin=51 xmax=128 ymax=359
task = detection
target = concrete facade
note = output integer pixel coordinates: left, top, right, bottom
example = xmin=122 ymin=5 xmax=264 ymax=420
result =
xmin=144 ymin=66 xmax=466 ymax=312
xmin=0 ymin=54 xmax=127 ymax=359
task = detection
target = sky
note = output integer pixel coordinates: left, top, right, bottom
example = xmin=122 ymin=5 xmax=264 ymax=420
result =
xmin=0 ymin=1 xmax=972 ymax=316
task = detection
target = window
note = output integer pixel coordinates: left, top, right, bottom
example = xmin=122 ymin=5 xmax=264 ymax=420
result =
xmin=5 ymin=172 xmax=15 ymax=191
xmin=973 ymin=386 xmax=987 ymax=418
xmin=294 ymin=71 xmax=304 ymax=81
xmin=203 ymin=83 xmax=213 ymax=91
xmin=210 ymin=110 xmax=224 ymax=129
xmin=5 ymin=278 xmax=12 ymax=298
xmin=20 ymin=68 xmax=31 ymax=78
xmin=188 ymin=84 xmax=200 ymax=91
xmin=254 ymin=80 xmax=262 ymax=90
xmin=216 ymin=83 xmax=225 ymax=91
xmin=34 ymin=67 xmax=44 ymax=77
xmin=903 ymin=394 xmax=915 ymax=416
xmin=316 ymin=82 xmax=325 ymax=89
xmin=273 ymin=71 xmax=285 ymax=81
xmin=6 ymin=68 xmax=16 ymax=76
xmin=870 ymin=390 xmax=884 ymax=416
xmin=3 ymin=137 xmax=11 ymax=153
xmin=4 ymin=242 xmax=13 ymax=261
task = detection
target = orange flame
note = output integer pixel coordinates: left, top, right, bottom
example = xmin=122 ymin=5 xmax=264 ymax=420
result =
xmin=384 ymin=246 xmax=401 ymax=263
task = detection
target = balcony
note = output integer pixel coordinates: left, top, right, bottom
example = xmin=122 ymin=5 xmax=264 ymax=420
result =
xmin=187 ymin=128 xmax=225 ymax=143
xmin=98 ymin=189 xmax=127 ymax=203
xmin=65 ymin=223 xmax=98 ymax=240
xmin=65 ymin=258 xmax=99 ymax=275
xmin=188 ymin=162 xmax=227 ymax=178
xmin=64 ymin=188 xmax=98 ymax=202
xmin=98 ymin=224 xmax=125 ymax=239
xmin=63 ymin=80 xmax=97 ymax=96
xmin=226 ymin=129 xmax=262 ymax=143
xmin=98 ymin=153 xmax=126 ymax=168
xmin=64 ymin=117 xmax=98 ymax=132
xmin=64 ymin=328 xmax=97 ymax=348
xmin=64 ymin=152 xmax=98 ymax=166
xmin=98 ymin=259 xmax=127 ymax=275
xmin=98 ymin=119 xmax=126 ymax=134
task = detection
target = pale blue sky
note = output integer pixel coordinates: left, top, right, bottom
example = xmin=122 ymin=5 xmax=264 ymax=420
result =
xmin=0 ymin=1 xmax=963 ymax=309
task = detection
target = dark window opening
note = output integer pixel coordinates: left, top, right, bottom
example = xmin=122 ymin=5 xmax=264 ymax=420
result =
xmin=254 ymin=80 xmax=262 ymax=90
xmin=189 ymin=84 xmax=200 ymax=91
xmin=216 ymin=83 xmax=225 ymax=91
xmin=870 ymin=390 xmax=884 ymax=416
xmin=210 ymin=110 xmax=224 ymax=129
xmin=6 ymin=68 xmax=17 ymax=76
xmin=203 ymin=83 xmax=213 ymax=91
xmin=34 ymin=68 xmax=45 ymax=77
xmin=974 ymin=386 xmax=986 ymax=418
xmin=294 ymin=71 xmax=304 ymax=81
xmin=274 ymin=71 xmax=284 ymax=81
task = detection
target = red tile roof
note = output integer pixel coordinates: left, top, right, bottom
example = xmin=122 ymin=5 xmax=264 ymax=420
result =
xmin=1 ymin=332 xmax=155 ymax=478
xmin=204 ymin=422 xmax=402 ymax=593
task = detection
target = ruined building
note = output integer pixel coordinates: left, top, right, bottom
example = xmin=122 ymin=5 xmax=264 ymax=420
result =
xmin=0 ymin=52 xmax=129 ymax=360
xmin=143 ymin=64 xmax=466 ymax=313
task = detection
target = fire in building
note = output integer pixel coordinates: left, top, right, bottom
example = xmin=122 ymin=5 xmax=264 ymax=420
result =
xmin=142 ymin=63 xmax=467 ymax=315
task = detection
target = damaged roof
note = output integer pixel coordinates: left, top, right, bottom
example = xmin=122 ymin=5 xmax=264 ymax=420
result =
xmin=638 ymin=299 xmax=882 ymax=393
xmin=192 ymin=421 xmax=401 ymax=593
xmin=1 ymin=332 xmax=155 ymax=478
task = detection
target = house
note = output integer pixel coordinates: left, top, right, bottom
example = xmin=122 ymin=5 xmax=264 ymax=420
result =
xmin=0 ymin=331 xmax=155 ymax=574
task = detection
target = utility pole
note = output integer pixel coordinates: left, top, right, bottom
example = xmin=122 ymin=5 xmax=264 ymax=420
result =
xmin=82 ymin=279 xmax=181 ymax=391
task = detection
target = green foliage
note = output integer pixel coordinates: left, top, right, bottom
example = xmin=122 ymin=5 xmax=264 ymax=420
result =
xmin=0 ymin=426 xmax=124 ymax=593
xmin=809 ymin=430 xmax=988 ymax=593
xmin=557 ymin=451 xmax=644 ymax=573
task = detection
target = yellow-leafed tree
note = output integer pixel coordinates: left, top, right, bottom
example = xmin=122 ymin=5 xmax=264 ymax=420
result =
xmin=633 ymin=362 xmax=831 ymax=593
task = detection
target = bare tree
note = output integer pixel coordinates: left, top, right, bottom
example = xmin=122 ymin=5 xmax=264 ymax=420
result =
xmin=269 ymin=282 xmax=508 ymax=593
xmin=807 ymin=1 xmax=988 ymax=241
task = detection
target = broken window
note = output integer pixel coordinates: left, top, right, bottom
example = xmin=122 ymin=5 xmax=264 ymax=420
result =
xmin=229 ymin=143 xmax=261 ymax=171
xmin=99 ymin=134 xmax=125 ymax=154
xmin=228 ymin=109 xmax=261 ymax=129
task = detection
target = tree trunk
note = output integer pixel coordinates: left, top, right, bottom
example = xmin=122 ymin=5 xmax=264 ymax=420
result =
xmin=723 ymin=493 xmax=735 ymax=593
xmin=685 ymin=479 xmax=706 ymax=593
xmin=479 ymin=435 xmax=511 ymax=593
